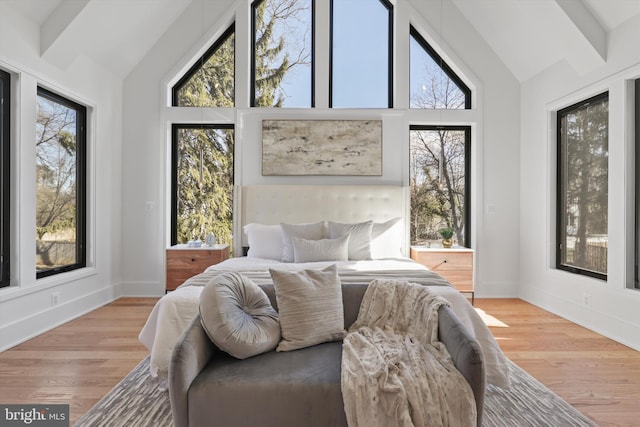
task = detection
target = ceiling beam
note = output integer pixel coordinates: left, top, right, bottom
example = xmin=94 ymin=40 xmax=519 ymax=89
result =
xmin=555 ymin=0 xmax=607 ymax=63
xmin=40 ymin=0 xmax=90 ymax=68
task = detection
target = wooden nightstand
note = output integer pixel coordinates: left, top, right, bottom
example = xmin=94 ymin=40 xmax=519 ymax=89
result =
xmin=166 ymin=244 xmax=230 ymax=291
xmin=410 ymin=246 xmax=475 ymax=304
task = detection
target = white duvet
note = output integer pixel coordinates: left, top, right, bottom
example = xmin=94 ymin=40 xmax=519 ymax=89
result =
xmin=138 ymin=257 xmax=511 ymax=389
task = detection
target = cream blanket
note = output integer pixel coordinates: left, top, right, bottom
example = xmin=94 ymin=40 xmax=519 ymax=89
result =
xmin=342 ymin=279 xmax=477 ymax=427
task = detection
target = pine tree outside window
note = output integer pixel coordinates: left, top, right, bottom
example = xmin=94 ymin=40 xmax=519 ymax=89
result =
xmin=171 ymin=125 xmax=234 ymax=247
xmin=172 ymin=24 xmax=235 ymax=107
xmin=251 ymin=0 xmax=313 ymax=107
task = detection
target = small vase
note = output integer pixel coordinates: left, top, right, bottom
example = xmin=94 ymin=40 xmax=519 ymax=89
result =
xmin=442 ymin=238 xmax=452 ymax=248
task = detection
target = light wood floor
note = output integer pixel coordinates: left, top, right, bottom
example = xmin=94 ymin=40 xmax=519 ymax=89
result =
xmin=0 ymin=298 xmax=639 ymax=426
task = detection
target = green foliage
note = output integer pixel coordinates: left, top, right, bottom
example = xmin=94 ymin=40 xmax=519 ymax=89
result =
xmin=176 ymin=128 xmax=234 ymax=245
xmin=253 ymin=0 xmax=290 ymax=107
xmin=176 ymin=28 xmax=235 ymax=107
xmin=439 ymin=227 xmax=453 ymax=239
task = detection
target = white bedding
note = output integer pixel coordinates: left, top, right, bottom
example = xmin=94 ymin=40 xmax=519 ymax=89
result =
xmin=138 ymin=257 xmax=511 ymax=389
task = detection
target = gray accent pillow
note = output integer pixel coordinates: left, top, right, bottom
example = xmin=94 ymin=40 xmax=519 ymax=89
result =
xmin=280 ymin=221 xmax=326 ymax=262
xmin=328 ymin=220 xmax=373 ymax=260
xmin=269 ymin=264 xmax=346 ymax=351
xmin=292 ymin=235 xmax=350 ymax=263
xmin=199 ymin=272 xmax=280 ymax=359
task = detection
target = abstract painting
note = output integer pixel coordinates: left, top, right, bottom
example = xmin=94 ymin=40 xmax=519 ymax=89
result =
xmin=262 ymin=119 xmax=382 ymax=176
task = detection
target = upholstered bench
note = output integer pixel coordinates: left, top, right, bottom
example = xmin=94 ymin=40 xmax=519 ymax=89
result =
xmin=169 ymin=283 xmax=485 ymax=427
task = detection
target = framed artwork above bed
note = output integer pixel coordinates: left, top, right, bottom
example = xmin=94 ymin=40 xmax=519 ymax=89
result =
xmin=261 ymin=119 xmax=382 ymax=176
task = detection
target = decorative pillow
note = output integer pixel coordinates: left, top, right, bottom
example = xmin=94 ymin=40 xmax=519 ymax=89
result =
xmin=269 ymin=264 xmax=346 ymax=351
xmin=328 ymin=220 xmax=373 ymax=260
xmin=280 ymin=222 xmax=326 ymax=262
xmin=199 ymin=272 xmax=281 ymax=359
xmin=292 ymin=234 xmax=350 ymax=263
xmin=370 ymin=217 xmax=403 ymax=259
xmin=243 ymin=223 xmax=283 ymax=260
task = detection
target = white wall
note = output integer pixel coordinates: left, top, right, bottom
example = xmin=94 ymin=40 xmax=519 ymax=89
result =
xmin=0 ymin=6 xmax=123 ymax=350
xmin=121 ymin=0 xmax=521 ymax=299
xmin=520 ymin=15 xmax=640 ymax=350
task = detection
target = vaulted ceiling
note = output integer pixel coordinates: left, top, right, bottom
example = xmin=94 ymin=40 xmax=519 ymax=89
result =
xmin=4 ymin=0 xmax=640 ymax=82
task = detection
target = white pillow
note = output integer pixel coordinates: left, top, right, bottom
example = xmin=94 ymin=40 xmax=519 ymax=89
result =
xmin=370 ymin=217 xmax=403 ymax=259
xmin=280 ymin=222 xmax=326 ymax=262
xmin=269 ymin=264 xmax=346 ymax=351
xmin=244 ymin=223 xmax=283 ymax=260
xmin=292 ymin=235 xmax=350 ymax=263
xmin=328 ymin=220 xmax=373 ymax=260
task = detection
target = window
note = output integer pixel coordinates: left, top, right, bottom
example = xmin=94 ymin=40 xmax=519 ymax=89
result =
xmin=171 ymin=125 xmax=234 ymax=246
xmin=557 ymin=92 xmax=608 ymax=279
xmin=0 ymin=69 xmax=9 ymax=287
xmin=635 ymin=79 xmax=640 ymax=289
xmin=172 ymin=24 xmax=235 ymax=107
xmin=409 ymin=26 xmax=470 ymax=109
xmin=410 ymin=126 xmax=470 ymax=247
xmin=331 ymin=0 xmax=393 ymax=108
xmin=36 ymin=87 xmax=87 ymax=279
xmin=251 ymin=0 xmax=313 ymax=107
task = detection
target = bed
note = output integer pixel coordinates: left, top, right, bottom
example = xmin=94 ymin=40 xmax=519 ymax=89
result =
xmin=138 ymin=185 xmax=511 ymax=389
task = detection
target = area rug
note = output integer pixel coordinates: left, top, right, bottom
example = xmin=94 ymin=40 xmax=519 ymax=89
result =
xmin=74 ymin=356 xmax=599 ymax=427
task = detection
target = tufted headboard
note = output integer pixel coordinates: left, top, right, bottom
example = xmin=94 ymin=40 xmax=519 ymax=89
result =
xmin=235 ymin=185 xmax=409 ymax=257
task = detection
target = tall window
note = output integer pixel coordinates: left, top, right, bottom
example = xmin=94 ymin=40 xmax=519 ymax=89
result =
xmin=36 ymin=87 xmax=87 ymax=279
xmin=331 ymin=0 xmax=393 ymax=108
xmin=409 ymin=26 xmax=470 ymax=109
xmin=557 ymin=92 xmax=608 ymax=279
xmin=410 ymin=126 xmax=470 ymax=247
xmin=171 ymin=125 xmax=234 ymax=246
xmin=0 ymin=70 xmax=10 ymax=287
xmin=252 ymin=0 xmax=313 ymax=107
xmin=635 ymin=79 xmax=640 ymax=289
xmin=172 ymin=24 xmax=235 ymax=107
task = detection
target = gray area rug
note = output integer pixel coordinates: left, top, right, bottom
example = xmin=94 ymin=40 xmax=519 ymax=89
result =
xmin=75 ymin=356 xmax=599 ymax=427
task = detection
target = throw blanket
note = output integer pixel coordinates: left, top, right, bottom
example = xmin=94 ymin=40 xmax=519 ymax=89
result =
xmin=342 ymin=279 xmax=476 ymax=427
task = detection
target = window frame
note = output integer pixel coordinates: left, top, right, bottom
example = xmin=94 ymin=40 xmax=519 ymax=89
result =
xmin=36 ymin=86 xmax=87 ymax=279
xmin=556 ymin=91 xmax=609 ymax=281
xmin=170 ymin=123 xmax=235 ymax=246
xmin=171 ymin=23 xmax=236 ymax=107
xmin=250 ymin=0 xmax=315 ymax=108
xmin=409 ymin=25 xmax=471 ymax=109
xmin=0 ymin=69 xmax=10 ymax=287
xmin=409 ymin=124 xmax=471 ymax=248
xmin=329 ymin=0 xmax=394 ymax=108
xmin=632 ymin=78 xmax=640 ymax=289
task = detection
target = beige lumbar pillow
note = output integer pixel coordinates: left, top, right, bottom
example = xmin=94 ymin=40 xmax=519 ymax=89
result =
xmin=269 ymin=264 xmax=346 ymax=351
xmin=200 ymin=272 xmax=280 ymax=359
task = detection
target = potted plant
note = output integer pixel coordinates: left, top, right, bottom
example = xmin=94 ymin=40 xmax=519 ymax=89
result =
xmin=439 ymin=227 xmax=454 ymax=248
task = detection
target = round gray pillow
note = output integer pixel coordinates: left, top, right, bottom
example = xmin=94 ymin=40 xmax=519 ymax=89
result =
xmin=199 ymin=272 xmax=280 ymax=359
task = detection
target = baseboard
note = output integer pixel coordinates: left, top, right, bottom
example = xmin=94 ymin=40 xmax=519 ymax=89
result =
xmin=0 ymin=285 xmax=118 ymax=352
xmin=474 ymin=280 xmax=518 ymax=298
xmin=519 ymin=286 xmax=640 ymax=351
xmin=117 ymin=281 xmax=165 ymax=297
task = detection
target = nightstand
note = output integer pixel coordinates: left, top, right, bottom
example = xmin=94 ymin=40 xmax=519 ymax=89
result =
xmin=165 ymin=244 xmax=230 ymax=291
xmin=410 ymin=246 xmax=475 ymax=304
